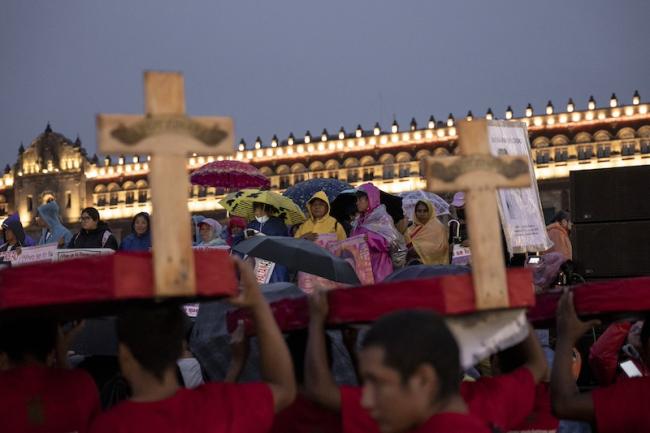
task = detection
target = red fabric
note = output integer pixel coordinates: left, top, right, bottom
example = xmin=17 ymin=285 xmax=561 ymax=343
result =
xmin=340 ymin=368 xmax=536 ymax=433
xmin=90 ymin=382 xmax=274 ymax=433
xmin=0 ymin=364 xmax=100 ymax=433
xmin=507 ymin=383 xmax=558 ymax=432
xmin=227 ymin=268 xmax=534 ymax=333
xmin=589 ymin=321 xmax=633 ymax=386
xmin=410 ymin=413 xmax=490 ymax=433
xmin=528 ymin=277 xmax=650 ymax=324
xmin=592 ymin=376 xmax=650 ymax=433
xmin=0 ymin=250 xmax=238 ymax=311
xmin=271 ymin=394 xmax=341 ymax=433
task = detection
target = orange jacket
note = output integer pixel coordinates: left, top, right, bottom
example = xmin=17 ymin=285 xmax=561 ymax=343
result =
xmin=546 ymin=222 xmax=572 ymax=261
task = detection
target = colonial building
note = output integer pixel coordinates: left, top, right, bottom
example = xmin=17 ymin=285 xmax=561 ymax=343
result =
xmin=1 ymin=92 xmax=648 ymax=238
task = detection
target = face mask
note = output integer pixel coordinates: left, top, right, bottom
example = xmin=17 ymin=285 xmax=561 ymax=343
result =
xmin=255 ymin=215 xmax=269 ymax=224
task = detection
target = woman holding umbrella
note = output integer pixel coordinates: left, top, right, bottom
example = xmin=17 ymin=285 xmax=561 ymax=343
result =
xmin=247 ymin=202 xmax=291 ymax=282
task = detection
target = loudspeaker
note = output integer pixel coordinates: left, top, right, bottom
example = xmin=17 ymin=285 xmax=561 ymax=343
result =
xmin=571 ymin=165 xmax=650 ymax=223
xmin=573 ymin=220 xmax=650 ymax=278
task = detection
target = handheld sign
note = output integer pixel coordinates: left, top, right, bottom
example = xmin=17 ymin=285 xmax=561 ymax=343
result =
xmin=97 ymin=72 xmax=234 ymax=296
xmin=425 ymin=119 xmax=531 ymax=309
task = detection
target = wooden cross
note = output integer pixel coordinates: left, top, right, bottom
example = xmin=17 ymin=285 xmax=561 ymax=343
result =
xmin=97 ymin=71 xmax=234 ymax=296
xmin=425 ymin=119 xmax=531 ymax=309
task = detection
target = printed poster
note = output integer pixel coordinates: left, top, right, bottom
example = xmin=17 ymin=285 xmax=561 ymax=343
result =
xmin=297 ymin=234 xmax=375 ymax=293
xmin=487 ymin=120 xmax=553 ymax=254
xmin=254 ymin=259 xmax=276 ymax=284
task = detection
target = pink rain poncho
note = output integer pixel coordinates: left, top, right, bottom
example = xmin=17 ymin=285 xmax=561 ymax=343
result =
xmin=351 ymin=183 xmax=403 ymax=282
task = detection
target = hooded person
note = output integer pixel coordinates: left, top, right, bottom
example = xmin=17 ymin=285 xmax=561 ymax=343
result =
xmin=120 ymin=212 xmax=152 ymax=252
xmin=5 ymin=214 xmax=35 ymax=247
xmin=196 ymin=218 xmax=227 ymax=247
xmin=294 ymin=191 xmax=346 ymax=242
xmin=68 ymin=207 xmax=119 ymax=250
xmin=247 ymin=202 xmax=290 ymax=283
xmin=351 ymin=183 xmax=405 ymax=282
xmin=1 ymin=218 xmax=26 ymax=252
xmin=191 ymin=215 xmax=206 ymax=246
xmin=226 ymin=216 xmax=247 ymax=247
xmin=405 ymin=200 xmax=449 ymax=265
xmin=36 ymin=200 xmax=72 ymax=247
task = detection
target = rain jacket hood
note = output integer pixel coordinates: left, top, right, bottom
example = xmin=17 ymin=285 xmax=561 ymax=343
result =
xmin=2 ymin=218 xmax=26 ymax=246
xmin=294 ymin=191 xmax=346 ymax=241
xmin=37 ymin=201 xmax=72 ymax=246
xmin=6 ymin=213 xmax=35 ymax=246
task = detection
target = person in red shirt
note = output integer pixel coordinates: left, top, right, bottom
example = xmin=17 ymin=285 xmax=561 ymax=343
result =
xmin=90 ymin=258 xmax=296 ymax=433
xmin=551 ymin=291 xmax=650 ymax=433
xmin=357 ymin=309 xmax=490 ymax=433
xmin=304 ymin=289 xmax=547 ymax=433
xmin=0 ymin=318 xmax=100 ymax=433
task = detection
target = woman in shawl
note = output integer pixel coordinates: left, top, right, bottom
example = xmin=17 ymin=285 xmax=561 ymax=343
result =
xmin=351 ymin=183 xmax=405 ymax=282
xmin=406 ymin=200 xmax=449 ymax=265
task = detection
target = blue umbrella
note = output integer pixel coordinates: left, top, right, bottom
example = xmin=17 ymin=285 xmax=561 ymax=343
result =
xmin=283 ymin=178 xmax=352 ymax=212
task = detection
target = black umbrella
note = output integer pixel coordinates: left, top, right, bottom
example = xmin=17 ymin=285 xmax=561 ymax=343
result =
xmin=233 ymin=236 xmax=360 ymax=285
xmin=330 ymin=189 xmax=404 ymax=226
xmin=385 ymin=264 xmax=470 ymax=282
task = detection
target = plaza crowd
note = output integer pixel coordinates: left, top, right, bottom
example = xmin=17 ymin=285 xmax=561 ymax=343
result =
xmin=0 ymin=183 xmax=646 ymax=433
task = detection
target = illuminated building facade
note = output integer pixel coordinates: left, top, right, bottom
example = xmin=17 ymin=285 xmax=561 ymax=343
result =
xmin=1 ymin=92 xmax=648 ymax=237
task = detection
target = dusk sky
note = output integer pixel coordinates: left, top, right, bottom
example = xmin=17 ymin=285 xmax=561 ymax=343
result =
xmin=1 ymin=0 xmax=649 ymax=168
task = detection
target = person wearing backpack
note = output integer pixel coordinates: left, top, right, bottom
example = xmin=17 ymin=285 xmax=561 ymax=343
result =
xmin=68 ymin=207 xmax=118 ymax=250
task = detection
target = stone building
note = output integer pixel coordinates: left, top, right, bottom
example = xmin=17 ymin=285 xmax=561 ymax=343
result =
xmin=1 ymin=92 xmax=648 ymax=240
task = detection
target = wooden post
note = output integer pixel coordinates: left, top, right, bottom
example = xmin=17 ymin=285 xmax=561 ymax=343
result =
xmin=97 ymin=71 xmax=234 ymax=297
xmin=425 ymin=119 xmax=531 ymax=309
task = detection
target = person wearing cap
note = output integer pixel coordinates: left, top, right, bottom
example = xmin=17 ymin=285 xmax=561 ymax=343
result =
xmin=197 ymin=218 xmax=227 ymax=247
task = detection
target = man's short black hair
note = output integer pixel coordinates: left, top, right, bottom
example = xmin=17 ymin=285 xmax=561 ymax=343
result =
xmin=0 ymin=318 xmax=58 ymax=363
xmin=552 ymin=210 xmax=570 ymax=224
xmin=361 ymin=310 xmax=461 ymax=399
xmin=116 ymin=304 xmax=185 ymax=381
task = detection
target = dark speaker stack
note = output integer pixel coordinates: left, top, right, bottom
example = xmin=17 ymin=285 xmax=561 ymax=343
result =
xmin=570 ymin=165 xmax=650 ymax=278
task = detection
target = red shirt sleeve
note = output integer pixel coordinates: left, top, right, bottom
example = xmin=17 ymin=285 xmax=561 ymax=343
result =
xmin=592 ymin=376 xmax=650 ymax=433
xmin=340 ymin=386 xmax=380 ymax=433
xmin=460 ymin=367 xmax=536 ymax=431
xmin=74 ymin=370 xmax=102 ymax=433
xmin=589 ymin=321 xmax=632 ymax=385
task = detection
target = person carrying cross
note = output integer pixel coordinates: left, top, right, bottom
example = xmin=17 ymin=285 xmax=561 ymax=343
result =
xmin=89 ymin=259 xmax=296 ymax=433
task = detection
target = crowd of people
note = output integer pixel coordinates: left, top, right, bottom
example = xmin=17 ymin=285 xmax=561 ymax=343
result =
xmin=3 ymin=183 xmax=644 ymax=433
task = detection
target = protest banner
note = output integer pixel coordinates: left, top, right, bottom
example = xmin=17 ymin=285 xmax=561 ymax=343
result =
xmin=54 ymin=248 xmax=115 ymax=261
xmin=0 ymin=244 xmax=58 ymax=266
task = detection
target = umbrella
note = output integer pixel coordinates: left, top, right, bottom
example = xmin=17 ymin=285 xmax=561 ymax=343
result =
xmin=330 ymin=188 xmax=404 ymax=225
xmin=385 ymin=264 xmax=470 ymax=282
xmin=190 ymin=160 xmax=270 ymax=190
xmin=219 ymin=189 xmax=306 ymax=226
xmin=233 ymin=236 xmax=360 ymax=285
xmin=283 ymin=178 xmax=352 ymax=213
xmin=400 ymin=191 xmax=450 ymax=220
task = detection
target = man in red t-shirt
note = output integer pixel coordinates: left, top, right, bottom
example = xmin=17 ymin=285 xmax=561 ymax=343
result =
xmin=350 ymin=309 xmax=491 ymax=433
xmin=551 ymin=291 xmax=650 ymax=433
xmin=304 ymin=289 xmax=547 ymax=433
xmin=0 ymin=318 xmax=100 ymax=433
xmin=90 ymin=258 xmax=296 ymax=433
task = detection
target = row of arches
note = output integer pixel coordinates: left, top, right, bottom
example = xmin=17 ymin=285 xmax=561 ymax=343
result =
xmin=94 ymin=179 xmax=149 ymax=193
xmin=531 ymin=126 xmax=650 ymax=148
xmin=258 ymin=148 xmax=451 ymax=176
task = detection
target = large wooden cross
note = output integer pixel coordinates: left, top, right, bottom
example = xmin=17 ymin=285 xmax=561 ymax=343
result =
xmin=425 ymin=119 xmax=531 ymax=309
xmin=97 ymin=71 xmax=234 ymax=296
